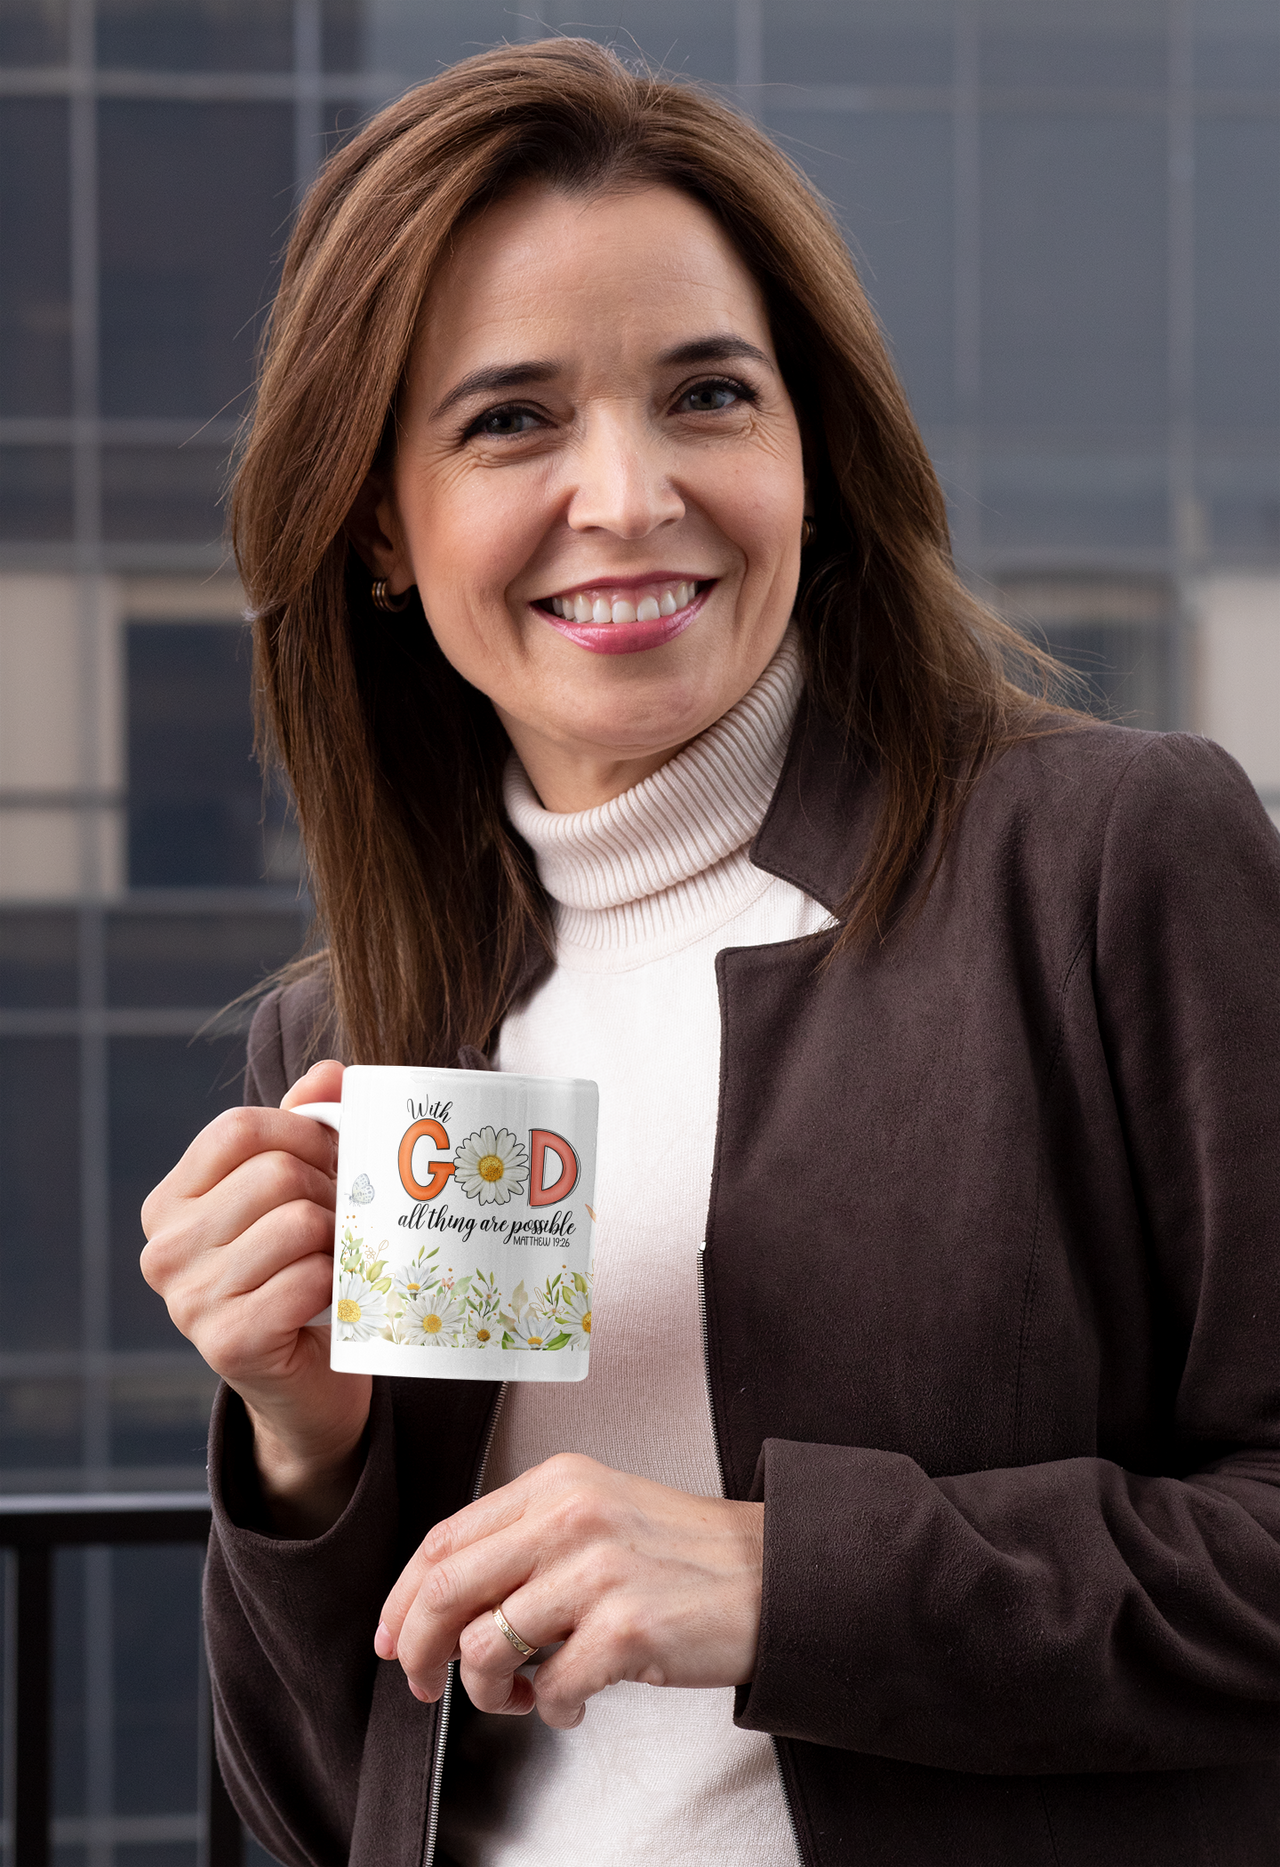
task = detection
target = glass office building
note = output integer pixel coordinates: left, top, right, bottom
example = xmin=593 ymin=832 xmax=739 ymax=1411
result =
xmin=1 ymin=0 xmax=1278 ymax=1859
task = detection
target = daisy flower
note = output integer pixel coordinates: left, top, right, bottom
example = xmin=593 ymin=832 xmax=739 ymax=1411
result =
xmin=453 ymin=1126 xmax=528 ymax=1206
xmin=559 ymin=1274 xmax=593 ymax=1349
xmin=334 ymin=1271 xmax=387 ymax=1342
xmin=399 ymin=1284 xmax=466 ymax=1346
xmin=502 ymin=1313 xmax=554 ymax=1350
xmin=463 ymin=1271 xmax=502 ymax=1347
xmin=499 ymin=1279 xmax=562 ymax=1350
xmin=391 ymin=1256 xmax=436 ymax=1306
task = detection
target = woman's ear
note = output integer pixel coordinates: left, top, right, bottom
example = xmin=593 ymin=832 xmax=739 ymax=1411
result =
xmin=345 ymin=470 xmax=414 ymax=589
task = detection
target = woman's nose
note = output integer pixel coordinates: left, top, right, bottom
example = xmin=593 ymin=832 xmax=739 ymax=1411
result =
xmin=565 ymin=410 xmax=685 ymax=539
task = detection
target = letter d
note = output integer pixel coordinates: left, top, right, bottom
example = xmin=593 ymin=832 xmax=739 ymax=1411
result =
xmin=528 ymin=1129 xmax=579 ymax=1207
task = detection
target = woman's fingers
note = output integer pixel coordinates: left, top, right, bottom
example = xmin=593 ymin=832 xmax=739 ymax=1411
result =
xmin=376 ymin=1459 xmax=563 ymax=1643
xmin=141 ymin=1176 xmax=336 ymax=1352
xmin=377 ymin=1455 xmax=766 ymax=1727
xmin=281 ymin=1058 xmax=345 ymax=1111
xmin=174 ymin=1148 xmax=336 ymax=1270
xmin=139 ymin=1056 xmax=371 ymax=1535
xmin=187 ymin=1237 xmax=337 ymax=1373
xmin=144 ymin=1103 xmax=337 ymax=1216
xmin=383 ymin=1516 xmax=553 ymax=1701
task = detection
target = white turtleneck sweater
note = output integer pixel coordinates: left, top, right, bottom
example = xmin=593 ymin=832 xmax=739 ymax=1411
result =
xmin=436 ymin=631 xmax=831 ymax=1867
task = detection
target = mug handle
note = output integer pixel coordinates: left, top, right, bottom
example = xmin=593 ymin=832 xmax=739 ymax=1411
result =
xmin=291 ymin=1101 xmax=342 ymax=1326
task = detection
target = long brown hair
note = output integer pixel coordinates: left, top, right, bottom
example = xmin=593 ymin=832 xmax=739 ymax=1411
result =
xmin=233 ymin=36 xmax=1055 ymax=1067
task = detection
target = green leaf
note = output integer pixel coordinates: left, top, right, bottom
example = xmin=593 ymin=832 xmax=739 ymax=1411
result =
xmin=501 ymin=1331 xmax=519 ymax=1349
xmin=572 ymin=1272 xmax=588 ymax=1295
xmin=545 ymin=1333 xmax=572 ymax=1351
xmin=373 ymin=1277 xmax=393 ymax=1294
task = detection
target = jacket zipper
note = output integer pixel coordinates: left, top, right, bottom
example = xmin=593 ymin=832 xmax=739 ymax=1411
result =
xmin=421 ymin=1380 xmax=509 ymax=1867
xmin=697 ymin=1243 xmax=807 ymax=1867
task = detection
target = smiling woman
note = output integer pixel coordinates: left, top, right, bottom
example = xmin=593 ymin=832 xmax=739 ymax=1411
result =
xmin=228 ymin=35 xmax=1041 ymax=1072
xmin=138 ymin=33 xmax=1280 ymax=1867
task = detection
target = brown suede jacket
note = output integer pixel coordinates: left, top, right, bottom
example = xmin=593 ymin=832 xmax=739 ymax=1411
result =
xmin=206 ymin=700 xmax=1280 ymax=1866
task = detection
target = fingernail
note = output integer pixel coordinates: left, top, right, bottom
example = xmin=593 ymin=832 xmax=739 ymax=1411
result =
xmin=374 ymin=1622 xmax=395 ymax=1659
xmin=408 ymin=1679 xmax=427 ymax=1702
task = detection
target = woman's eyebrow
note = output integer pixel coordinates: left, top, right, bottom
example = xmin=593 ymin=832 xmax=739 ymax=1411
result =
xmin=657 ymin=335 xmax=773 ymax=370
xmin=430 ymin=361 xmax=559 ymax=421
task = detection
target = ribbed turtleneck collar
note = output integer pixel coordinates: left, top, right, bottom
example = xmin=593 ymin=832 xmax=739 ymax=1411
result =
xmin=502 ymin=629 xmax=804 ymax=965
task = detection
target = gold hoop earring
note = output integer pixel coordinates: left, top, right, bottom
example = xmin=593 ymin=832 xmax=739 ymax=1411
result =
xmin=800 ymin=517 xmax=816 ymax=549
xmin=371 ymin=578 xmax=412 ymax=613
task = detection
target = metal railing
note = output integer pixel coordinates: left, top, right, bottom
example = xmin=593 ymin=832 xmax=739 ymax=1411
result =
xmin=0 ymin=1492 xmax=242 ymax=1867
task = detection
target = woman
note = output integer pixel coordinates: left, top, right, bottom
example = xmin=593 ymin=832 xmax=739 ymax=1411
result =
xmin=140 ymin=37 xmax=1280 ymax=1867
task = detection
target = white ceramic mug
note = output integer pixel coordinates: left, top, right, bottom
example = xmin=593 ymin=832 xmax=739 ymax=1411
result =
xmin=293 ymin=1065 xmax=598 ymax=1382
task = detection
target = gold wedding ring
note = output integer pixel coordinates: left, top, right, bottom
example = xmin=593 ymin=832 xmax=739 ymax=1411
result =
xmin=492 ymin=1605 xmax=539 ymax=1659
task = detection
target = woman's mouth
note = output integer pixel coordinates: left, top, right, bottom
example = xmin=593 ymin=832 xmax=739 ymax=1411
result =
xmin=539 ymin=579 xmax=702 ymax=625
xmin=532 ymin=579 xmax=710 ymax=655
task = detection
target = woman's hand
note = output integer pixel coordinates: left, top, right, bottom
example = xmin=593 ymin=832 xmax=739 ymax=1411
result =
xmin=374 ymin=1453 xmax=764 ymax=1727
xmin=140 ymin=1059 xmax=371 ymax=1536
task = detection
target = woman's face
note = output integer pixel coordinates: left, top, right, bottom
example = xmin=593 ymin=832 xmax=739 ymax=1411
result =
xmin=367 ymin=182 xmax=806 ymax=811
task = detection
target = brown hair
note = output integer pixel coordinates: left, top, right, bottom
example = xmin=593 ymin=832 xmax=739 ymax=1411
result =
xmin=233 ymin=36 xmax=1057 ymax=1067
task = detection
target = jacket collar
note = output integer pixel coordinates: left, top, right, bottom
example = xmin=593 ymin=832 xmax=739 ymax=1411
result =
xmin=749 ymin=691 xmax=879 ymax=918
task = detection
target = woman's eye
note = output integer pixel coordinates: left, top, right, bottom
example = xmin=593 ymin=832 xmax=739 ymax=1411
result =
xmin=468 ymin=405 xmax=542 ymax=438
xmin=678 ymin=379 xmax=753 ymax=414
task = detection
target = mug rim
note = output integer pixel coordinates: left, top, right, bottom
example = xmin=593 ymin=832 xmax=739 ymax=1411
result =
xmin=342 ymin=1063 xmax=597 ymax=1094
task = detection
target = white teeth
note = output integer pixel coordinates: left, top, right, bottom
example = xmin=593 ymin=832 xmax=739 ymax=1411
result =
xmin=546 ymin=580 xmax=701 ymax=622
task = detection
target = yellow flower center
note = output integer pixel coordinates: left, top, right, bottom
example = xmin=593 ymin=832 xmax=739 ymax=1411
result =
xmin=423 ymin=1312 xmax=443 ymax=1334
xmin=475 ymin=1328 xmax=491 ymax=1343
xmin=581 ymin=1310 xmax=592 ymax=1334
xmin=527 ymin=1335 xmax=543 ymax=1348
xmin=477 ymin=1153 xmax=505 ymax=1182
xmin=405 ymin=1281 xmax=420 ymax=1294
xmin=336 ymin=1298 xmax=360 ymax=1323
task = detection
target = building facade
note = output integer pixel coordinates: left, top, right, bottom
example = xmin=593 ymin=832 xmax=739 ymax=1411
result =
xmin=1 ymin=0 xmax=1278 ymax=1859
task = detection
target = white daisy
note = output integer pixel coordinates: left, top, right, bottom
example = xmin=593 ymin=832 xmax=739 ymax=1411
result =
xmin=498 ymin=1279 xmax=557 ymax=1350
xmin=400 ymin=1285 xmax=466 ymax=1346
xmin=391 ymin=1260 xmax=434 ymax=1305
xmin=559 ymin=1277 xmax=592 ymax=1349
xmin=502 ymin=1313 xmax=554 ymax=1350
xmin=463 ymin=1317 xmax=498 ymax=1348
xmin=453 ymin=1126 xmax=528 ymax=1206
xmin=334 ymin=1272 xmax=387 ymax=1342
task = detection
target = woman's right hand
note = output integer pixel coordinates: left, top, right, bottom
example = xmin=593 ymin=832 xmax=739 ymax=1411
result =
xmin=140 ymin=1059 xmax=372 ymax=1536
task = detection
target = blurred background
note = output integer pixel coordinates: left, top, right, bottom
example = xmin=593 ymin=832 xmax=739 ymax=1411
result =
xmin=1 ymin=0 xmax=1277 ymax=1859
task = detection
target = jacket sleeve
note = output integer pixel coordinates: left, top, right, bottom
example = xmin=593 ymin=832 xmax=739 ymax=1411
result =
xmin=204 ymin=1381 xmax=407 ymax=1867
xmin=205 ymin=985 xmax=421 ymax=1865
xmin=736 ymin=733 xmax=1280 ymax=1773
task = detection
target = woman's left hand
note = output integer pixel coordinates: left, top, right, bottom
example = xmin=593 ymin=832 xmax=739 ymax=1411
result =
xmin=374 ymin=1453 xmax=764 ymax=1728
